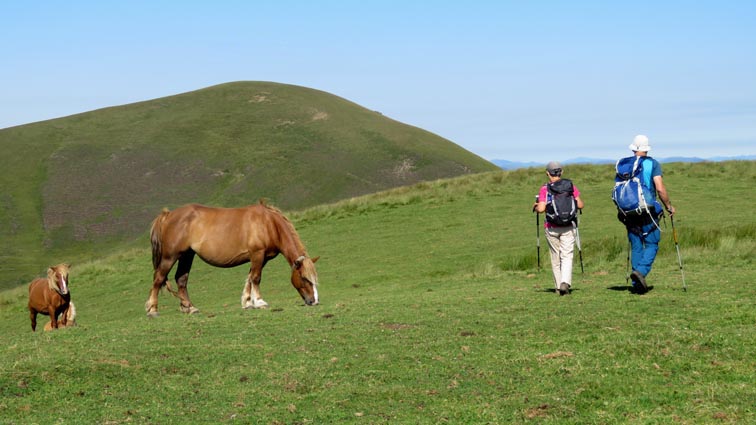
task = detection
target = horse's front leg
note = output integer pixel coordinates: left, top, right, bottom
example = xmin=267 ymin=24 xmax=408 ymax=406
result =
xmin=59 ymin=305 xmax=69 ymax=327
xmin=175 ymin=251 xmax=199 ymax=314
xmin=242 ymin=252 xmax=268 ymax=309
xmin=48 ymin=306 xmax=58 ymax=329
xmin=29 ymin=309 xmax=38 ymax=332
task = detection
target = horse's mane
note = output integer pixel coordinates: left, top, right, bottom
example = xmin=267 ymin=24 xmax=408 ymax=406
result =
xmin=47 ymin=264 xmax=70 ymax=291
xmin=257 ymin=199 xmax=306 ymax=254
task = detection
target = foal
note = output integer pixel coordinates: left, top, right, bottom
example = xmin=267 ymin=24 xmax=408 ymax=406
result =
xmin=28 ymin=264 xmax=72 ymax=332
xmin=43 ymin=301 xmax=77 ymax=331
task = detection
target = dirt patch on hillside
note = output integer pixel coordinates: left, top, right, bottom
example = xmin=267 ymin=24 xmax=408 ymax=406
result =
xmin=311 ymin=111 xmax=329 ymax=121
xmin=388 ymin=157 xmax=417 ymax=182
xmin=249 ymin=92 xmax=271 ymax=103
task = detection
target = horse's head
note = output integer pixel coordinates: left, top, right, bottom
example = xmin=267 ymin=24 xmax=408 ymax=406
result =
xmin=47 ymin=263 xmax=71 ymax=296
xmin=291 ymin=256 xmax=319 ymax=306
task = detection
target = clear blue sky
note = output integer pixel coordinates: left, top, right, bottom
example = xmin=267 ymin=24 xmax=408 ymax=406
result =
xmin=2 ymin=1 xmax=754 ymax=161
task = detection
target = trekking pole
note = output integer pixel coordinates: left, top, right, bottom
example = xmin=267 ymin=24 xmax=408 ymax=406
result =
xmin=670 ymin=215 xmax=687 ymax=291
xmin=574 ymin=210 xmax=584 ymax=275
xmin=534 ymin=195 xmax=541 ymax=272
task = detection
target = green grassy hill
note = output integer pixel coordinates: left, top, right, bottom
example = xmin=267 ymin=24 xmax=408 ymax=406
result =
xmin=0 ymin=81 xmax=497 ymax=288
xmin=1 ymin=161 xmax=754 ymax=423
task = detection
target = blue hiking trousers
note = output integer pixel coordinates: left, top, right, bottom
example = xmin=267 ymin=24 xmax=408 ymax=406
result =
xmin=627 ymin=221 xmax=661 ymax=277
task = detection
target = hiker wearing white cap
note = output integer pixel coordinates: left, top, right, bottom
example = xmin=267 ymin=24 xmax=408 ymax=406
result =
xmin=614 ymin=135 xmax=675 ymax=294
xmin=533 ymin=161 xmax=584 ymax=296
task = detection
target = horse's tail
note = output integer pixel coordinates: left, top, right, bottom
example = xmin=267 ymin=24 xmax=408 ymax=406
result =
xmin=150 ymin=208 xmax=170 ymax=271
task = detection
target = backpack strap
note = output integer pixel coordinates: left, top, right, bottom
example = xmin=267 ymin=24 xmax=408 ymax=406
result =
xmin=639 ymin=157 xmax=654 ymax=192
xmin=636 ymin=157 xmax=663 ymax=232
xmin=632 ymin=156 xmax=642 ymax=177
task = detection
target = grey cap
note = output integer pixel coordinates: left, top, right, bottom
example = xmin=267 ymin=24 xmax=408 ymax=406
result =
xmin=546 ymin=161 xmax=562 ymax=174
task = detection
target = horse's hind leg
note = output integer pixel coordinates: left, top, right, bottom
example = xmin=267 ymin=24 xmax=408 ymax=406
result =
xmin=146 ymin=257 xmax=176 ymax=317
xmin=242 ymin=251 xmax=269 ymax=309
xmin=175 ymin=251 xmax=199 ymax=314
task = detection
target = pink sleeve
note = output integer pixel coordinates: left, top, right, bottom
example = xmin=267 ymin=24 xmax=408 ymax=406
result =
xmin=538 ymin=185 xmax=548 ymax=202
xmin=573 ymin=185 xmax=581 ymax=198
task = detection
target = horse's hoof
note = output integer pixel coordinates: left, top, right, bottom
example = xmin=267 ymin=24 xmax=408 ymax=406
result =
xmin=147 ymin=311 xmax=160 ymax=318
xmin=180 ymin=305 xmax=200 ymax=314
xmin=243 ymin=299 xmax=269 ymax=309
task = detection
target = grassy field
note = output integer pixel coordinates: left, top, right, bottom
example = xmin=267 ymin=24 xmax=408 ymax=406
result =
xmin=1 ymin=161 xmax=754 ymax=423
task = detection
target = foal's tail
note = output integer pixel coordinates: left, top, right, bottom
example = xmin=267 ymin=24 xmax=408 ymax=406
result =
xmin=150 ymin=208 xmax=170 ymax=271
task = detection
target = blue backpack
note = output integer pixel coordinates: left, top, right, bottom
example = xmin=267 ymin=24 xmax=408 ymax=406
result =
xmin=612 ymin=156 xmax=658 ymax=217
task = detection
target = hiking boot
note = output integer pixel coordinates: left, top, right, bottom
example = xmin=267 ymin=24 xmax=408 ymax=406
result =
xmin=559 ymin=282 xmax=570 ymax=296
xmin=630 ymin=270 xmax=648 ymax=293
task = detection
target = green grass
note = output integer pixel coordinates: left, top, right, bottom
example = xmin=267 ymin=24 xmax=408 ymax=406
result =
xmin=0 ymin=81 xmax=498 ymax=289
xmin=1 ymin=161 xmax=755 ymax=423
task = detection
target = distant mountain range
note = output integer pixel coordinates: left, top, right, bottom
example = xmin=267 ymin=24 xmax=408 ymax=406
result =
xmin=492 ymin=155 xmax=756 ymax=170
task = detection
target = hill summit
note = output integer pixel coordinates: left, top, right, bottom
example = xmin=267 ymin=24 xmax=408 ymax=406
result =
xmin=0 ymin=81 xmax=496 ymax=286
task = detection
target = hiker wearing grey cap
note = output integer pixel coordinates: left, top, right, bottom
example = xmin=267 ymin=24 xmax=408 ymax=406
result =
xmin=533 ymin=161 xmax=584 ymax=295
xmin=613 ymin=135 xmax=675 ymax=294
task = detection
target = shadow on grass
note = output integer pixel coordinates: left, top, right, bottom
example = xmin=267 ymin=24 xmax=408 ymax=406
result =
xmin=607 ymin=285 xmax=655 ymax=295
xmin=538 ymin=288 xmax=580 ymax=295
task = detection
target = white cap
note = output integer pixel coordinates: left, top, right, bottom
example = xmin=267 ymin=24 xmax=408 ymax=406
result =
xmin=629 ymin=134 xmax=651 ymax=152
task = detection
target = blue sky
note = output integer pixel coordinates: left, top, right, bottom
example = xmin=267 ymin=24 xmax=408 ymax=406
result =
xmin=2 ymin=1 xmax=754 ymax=161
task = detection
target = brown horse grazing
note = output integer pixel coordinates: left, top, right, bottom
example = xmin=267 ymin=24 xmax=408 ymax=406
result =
xmin=28 ymin=264 xmax=72 ymax=332
xmin=44 ymin=301 xmax=77 ymax=331
xmin=145 ymin=201 xmax=320 ymax=317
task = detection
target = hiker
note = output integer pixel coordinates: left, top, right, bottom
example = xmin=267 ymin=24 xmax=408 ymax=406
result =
xmin=533 ymin=161 xmax=584 ymax=295
xmin=614 ymin=135 xmax=675 ymax=293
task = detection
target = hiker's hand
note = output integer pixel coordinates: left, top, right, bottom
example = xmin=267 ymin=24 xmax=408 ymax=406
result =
xmin=532 ymin=202 xmax=538 ymax=212
xmin=667 ymin=205 xmax=676 ymax=216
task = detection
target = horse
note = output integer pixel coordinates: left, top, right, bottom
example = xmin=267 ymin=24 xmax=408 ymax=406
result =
xmin=28 ymin=264 xmax=73 ymax=332
xmin=44 ymin=301 xmax=77 ymax=331
xmin=145 ymin=201 xmax=320 ymax=317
